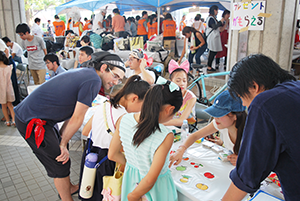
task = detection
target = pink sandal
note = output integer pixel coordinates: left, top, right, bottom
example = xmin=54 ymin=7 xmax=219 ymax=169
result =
xmin=4 ymin=121 xmax=11 ymax=126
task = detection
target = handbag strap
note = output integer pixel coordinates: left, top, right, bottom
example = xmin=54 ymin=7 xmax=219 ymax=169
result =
xmin=206 ymin=29 xmax=214 ymax=38
xmin=103 ymin=100 xmax=114 ymax=136
xmin=87 ymin=132 xmax=108 ymax=168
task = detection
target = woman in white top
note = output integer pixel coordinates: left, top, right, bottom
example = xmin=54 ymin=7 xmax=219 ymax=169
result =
xmin=206 ymin=5 xmax=223 ymax=71
xmin=170 ymin=90 xmax=247 ymax=167
xmin=192 ymin=14 xmax=205 ymax=34
xmin=79 ymin=75 xmax=150 ymax=201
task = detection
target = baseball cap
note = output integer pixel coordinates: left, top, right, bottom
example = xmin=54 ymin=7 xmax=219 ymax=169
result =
xmin=204 ymin=90 xmax=246 ymax=118
xmin=129 ymin=49 xmax=144 ymax=59
xmin=101 ymin=9 xmax=106 ymax=14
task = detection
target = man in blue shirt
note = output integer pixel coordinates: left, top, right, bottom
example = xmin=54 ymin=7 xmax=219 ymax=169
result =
xmin=44 ymin=53 xmax=66 ymax=78
xmin=14 ymin=51 xmax=125 ymax=201
xmin=223 ymin=54 xmax=300 ymax=201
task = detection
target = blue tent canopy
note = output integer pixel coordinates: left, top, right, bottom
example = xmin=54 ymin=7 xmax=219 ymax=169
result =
xmin=162 ymin=2 xmax=228 ymax=13
xmin=56 ymin=0 xmax=229 ymax=15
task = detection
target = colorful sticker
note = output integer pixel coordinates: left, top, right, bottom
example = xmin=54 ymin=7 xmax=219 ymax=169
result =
xmin=183 ymin=157 xmax=189 ymax=161
xmin=204 ymin=172 xmax=214 ymax=179
xmin=179 ymin=175 xmax=191 ymax=183
xmin=196 ymin=183 xmax=209 ymax=190
xmin=176 ymin=166 xmax=187 ymax=171
xmin=190 ymin=162 xmax=204 ymax=168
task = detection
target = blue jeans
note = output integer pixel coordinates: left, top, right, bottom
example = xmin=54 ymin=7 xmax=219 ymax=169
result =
xmin=13 ymin=56 xmax=22 ymax=64
xmin=188 ymin=43 xmax=207 ymax=69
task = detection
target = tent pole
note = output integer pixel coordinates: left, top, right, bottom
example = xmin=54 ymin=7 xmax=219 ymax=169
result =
xmin=157 ymin=7 xmax=160 ymax=35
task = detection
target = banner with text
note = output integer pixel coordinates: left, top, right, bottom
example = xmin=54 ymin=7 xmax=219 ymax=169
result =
xmin=232 ymin=1 xmax=266 ymax=30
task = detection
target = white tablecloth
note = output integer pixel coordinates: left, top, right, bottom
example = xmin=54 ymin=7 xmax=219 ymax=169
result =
xmin=171 ymin=140 xmax=284 ymax=201
xmin=171 ymin=141 xmax=242 ymax=201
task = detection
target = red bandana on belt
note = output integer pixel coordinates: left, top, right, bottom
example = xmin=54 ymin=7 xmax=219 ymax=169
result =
xmin=25 ymin=118 xmax=47 ymax=148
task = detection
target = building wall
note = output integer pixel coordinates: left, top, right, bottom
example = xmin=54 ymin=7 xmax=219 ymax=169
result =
xmin=228 ymin=0 xmax=299 ymax=70
xmin=0 ymin=0 xmax=26 ymax=44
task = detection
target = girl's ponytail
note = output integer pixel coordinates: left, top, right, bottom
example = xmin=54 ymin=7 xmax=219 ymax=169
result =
xmin=110 ymin=75 xmax=150 ymax=108
xmin=133 ymin=82 xmax=183 ymax=147
xmin=133 ymin=85 xmax=163 ymax=147
xmin=232 ymin=111 xmax=247 ymax=155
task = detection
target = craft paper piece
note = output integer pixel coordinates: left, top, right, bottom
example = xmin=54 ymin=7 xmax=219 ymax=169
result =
xmin=258 ymin=13 xmax=272 ymax=17
xmin=239 ymin=26 xmax=249 ymax=33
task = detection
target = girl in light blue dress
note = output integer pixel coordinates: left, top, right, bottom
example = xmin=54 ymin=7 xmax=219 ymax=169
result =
xmin=108 ymin=79 xmax=183 ymax=201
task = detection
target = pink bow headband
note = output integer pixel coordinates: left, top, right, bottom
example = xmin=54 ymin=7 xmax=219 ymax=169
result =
xmin=168 ymin=59 xmax=189 ymax=74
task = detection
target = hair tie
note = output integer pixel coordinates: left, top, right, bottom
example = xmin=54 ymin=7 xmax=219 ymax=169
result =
xmin=156 ymin=76 xmax=180 ymax=92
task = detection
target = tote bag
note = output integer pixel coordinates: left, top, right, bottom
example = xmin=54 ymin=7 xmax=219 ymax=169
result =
xmin=101 ymin=164 xmax=123 ymax=201
xmin=130 ymin=36 xmax=144 ymax=51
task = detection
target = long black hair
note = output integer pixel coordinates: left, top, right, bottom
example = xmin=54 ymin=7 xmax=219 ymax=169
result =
xmin=222 ymin=10 xmax=230 ymax=18
xmin=231 ymin=111 xmax=247 ymax=155
xmin=0 ymin=51 xmax=9 ymax=65
xmin=228 ymin=54 xmax=296 ymax=99
xmin=182 ymin=26 xmax=197 ymax=36
xmin=110 ymin=75 xmax=150 ymax=108
xmin=149 ymin=14 xmax=157 ymax=25
xmin=182 ymin=26 xmax=199 ymax=42
xmin=133 ymin=83 xmax=183 ymax=147
xmin=209 ymin=5 xmax=219 ymax=16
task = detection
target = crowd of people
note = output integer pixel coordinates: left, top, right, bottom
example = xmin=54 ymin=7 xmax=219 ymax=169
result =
xmin=0 ymin=4 xmax=299 ymax=201
xmin=11 ymin=6 xmax=232 ymax=73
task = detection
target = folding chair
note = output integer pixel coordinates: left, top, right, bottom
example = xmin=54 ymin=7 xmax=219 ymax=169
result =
xmin=189 ymin=102 xmax=212 ymax=132
xmin=16 ymin=63 xmax=28 ymax=99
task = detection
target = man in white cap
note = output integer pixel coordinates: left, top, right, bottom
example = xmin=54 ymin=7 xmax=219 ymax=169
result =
xmin=93 ymin=6 xmax=107 ymax=34
xmin=14 ymin=51 xmax=125 ymax=201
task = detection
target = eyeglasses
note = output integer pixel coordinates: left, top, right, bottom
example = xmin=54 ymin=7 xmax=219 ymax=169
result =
xmin=108 ymin=68 xmax=122 ymax=84
xmin=45 ymin=61 xmax=52 ymax=65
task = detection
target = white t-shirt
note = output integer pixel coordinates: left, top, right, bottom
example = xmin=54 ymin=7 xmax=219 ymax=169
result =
xmin=89 ymin=101 xmax=127 ymax=149
xmin=125 ymin=68 xmax=156 ymax=82
xmin=31 ymin=23 xmax=44 ymax=38
xmin=92 ymin=13 xmax=104 ymax=32
xmin=193 ymin=21 xmax=205 ymax=33
xmin=212 ymin=119 xmax=234 ymax=152
xmin=0 ymin=39 xmax=10 ymax=57
xmin=11 ymin=42 xmax=23 ymax=57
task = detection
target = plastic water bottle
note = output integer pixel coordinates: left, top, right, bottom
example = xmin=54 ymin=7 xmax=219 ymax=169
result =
xmin=154 ymin=65 xmax=162 ymax=73
xmin=181 ymin=120 xmax=189 ymax=142
xmin=45 ymin=72 xmax=50 ymax=81
xmin=79 ymin=153 xmax=98 ymax=199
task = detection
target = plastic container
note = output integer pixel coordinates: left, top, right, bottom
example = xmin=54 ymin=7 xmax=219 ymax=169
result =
xmin=79 ymin=153 xmax=98 ymax=198
xmin=181 ymin=120 xmax=189 ymax=142
xmin=45 ymin=72 xmax=50 ymax=81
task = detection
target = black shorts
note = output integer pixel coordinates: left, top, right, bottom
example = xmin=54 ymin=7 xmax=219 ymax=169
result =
xmin=15 ymin=116 xmax=70 ymax=178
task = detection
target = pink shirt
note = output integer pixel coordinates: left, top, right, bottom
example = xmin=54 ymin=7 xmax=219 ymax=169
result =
xmin=112 ymin=14 xmax=125 ymax=32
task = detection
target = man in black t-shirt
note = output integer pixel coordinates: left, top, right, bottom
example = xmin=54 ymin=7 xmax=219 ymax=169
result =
xmin=14 ymin=52 xmax=125 ymax=201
